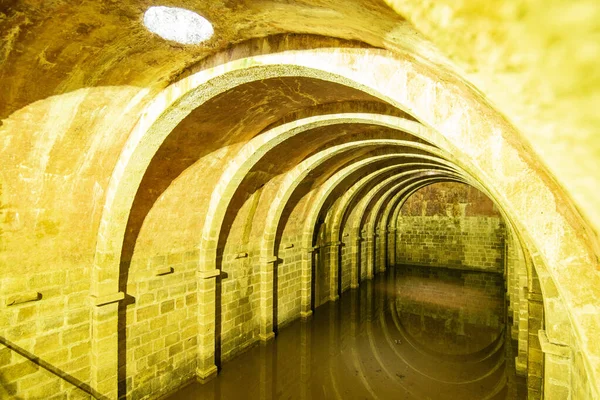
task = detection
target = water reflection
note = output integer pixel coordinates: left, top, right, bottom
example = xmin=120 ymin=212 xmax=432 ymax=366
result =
xmin=167 ymin=266 xmax=514 ymax=400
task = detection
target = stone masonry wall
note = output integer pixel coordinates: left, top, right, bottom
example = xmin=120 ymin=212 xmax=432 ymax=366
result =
xmin=396 ymin=216 xmax=505 ymax=272
xmin=396 ymin=182 xmax=505 ymax=273
xmin=276 ymin=194 xmax=311 ymax=329
xmin=0 ymin=269 xmax=92 ymax=399
xmin=124 ymin=250 xmax=199 ymax=399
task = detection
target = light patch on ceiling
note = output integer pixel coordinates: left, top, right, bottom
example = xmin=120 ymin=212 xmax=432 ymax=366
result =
xmin=143 ymin=6 xmax=214 ymax=45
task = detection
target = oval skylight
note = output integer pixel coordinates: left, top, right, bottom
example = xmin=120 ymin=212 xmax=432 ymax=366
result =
xmin=143 ymin=6 xmax=214 ymax=45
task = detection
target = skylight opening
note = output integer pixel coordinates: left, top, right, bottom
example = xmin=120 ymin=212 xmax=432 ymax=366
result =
xmin=143 ymin=6 xmax=214 ymax=45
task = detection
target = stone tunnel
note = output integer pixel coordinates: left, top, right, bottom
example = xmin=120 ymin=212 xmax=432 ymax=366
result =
xmin=1 ymin=1 xmax=599 ymax=399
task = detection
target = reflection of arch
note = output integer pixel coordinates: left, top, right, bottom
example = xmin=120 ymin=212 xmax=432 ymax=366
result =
xmin=335 ymin=171 xmax=547 ymax=393
xmin=385 ymin=179 xmax=570 ymax=395
xmin=90 ymin=42 xmax=598 ymax=396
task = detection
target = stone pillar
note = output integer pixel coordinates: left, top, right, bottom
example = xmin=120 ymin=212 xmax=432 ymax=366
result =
xmin=516 ymin=273 xmax=529 ymax=376
xmin=527 ymin=291 xmax=544 ymax=399
xmin=89 ymin=291 xmax=124 ymax=399
xmin=350 ymin=238 xmax=362 ymax=289
xmin=259 ymin=256 xmax=277 ymax=342
xmin=388 ymin=228 xmax=397 ymax=267
xmin=196 ymin=269 xmax=220 ymax=382
xmin=329 ymin=242 xmax=342 ymax=301
xmin=300 ymin=247 xmax=316 ymax=318
xmin=539 ymin=330 xmax=571 ymax=399
xmin=506 ymin=230 xmax=526 ymax=344
xmin=364 ymin=232 xmax=374 ymax=280
xmin=378 ymin=229 xmax=387 ymax=273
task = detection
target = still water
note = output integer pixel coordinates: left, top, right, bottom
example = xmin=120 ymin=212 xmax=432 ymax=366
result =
xmin=166 ymin=266 xmax=522 ymax=400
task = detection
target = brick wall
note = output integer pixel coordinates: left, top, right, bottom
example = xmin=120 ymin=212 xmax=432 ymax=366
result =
xmin=396 ymin=216 xmax=505 ymax=272
xmin=277 ymin=230 xmax=303 ymax=328
xmin=124 ymin=250 xmax=199 ymax=398
xmin=0 ymin=268 xmax=92 ymax=399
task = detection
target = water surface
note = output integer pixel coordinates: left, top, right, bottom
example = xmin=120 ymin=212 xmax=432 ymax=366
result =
xmin=166 ymin=266 xmax=521 ymax=400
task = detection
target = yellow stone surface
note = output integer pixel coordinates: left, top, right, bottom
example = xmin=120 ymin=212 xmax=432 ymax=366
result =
xmin=0 ymin=0 xmax=598 ymax=398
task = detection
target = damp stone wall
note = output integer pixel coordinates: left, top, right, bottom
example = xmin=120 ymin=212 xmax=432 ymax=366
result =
xmin=396 ymin=182 xmax=505 ymax=273
xmin=396 ymin=216 xmax=505 ymax=272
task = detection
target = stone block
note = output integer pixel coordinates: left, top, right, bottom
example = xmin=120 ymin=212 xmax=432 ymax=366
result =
xmin=42 ymin=316 xmax=65 ymax=331
xmin=0 ymin=360 xmax=39 ymax=382
xmin=165 ymin=333 xmax=180 ymax=347
xmin=169 ymin=342 xmax=183 ymax=357
xmin=0 ymin=348 xmax=11 ymax=367
xmin=148 ymin=350 xmax=167 ymax=367
xmin=160 ymin=300 xmax=175 ymax=314
xmin=34 ymin=332 xmax=61 ymax=354
xmin=185 ymin=293 xmax=197 ymax=306
xmin=136 ymin=305 xmax=159 ymax=322
xmin=150 ymin=316 xmax=168 ymax=331
xmin=70 ymin=342 xmax=89 ymax=359
xmin=134 ymin=342 xmax=154 ymax=359
xmin=66 ymin=309 xmax=89 ymax=326
xmin=62 ymin=325 xmax=89 ymax=345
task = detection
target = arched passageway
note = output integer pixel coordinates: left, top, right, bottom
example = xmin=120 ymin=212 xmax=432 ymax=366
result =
xmin=1 ymin=3 xmax=599 ymax=400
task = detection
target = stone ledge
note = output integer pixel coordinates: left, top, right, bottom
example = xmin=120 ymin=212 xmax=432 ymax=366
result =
xmin=515 ymin=356 xmax=527 ymax=376
xmin=196 ymin=365 xmax=218 ymax=383
xmin=199 ymin=270 xmax=221 ymax=279
xmin=5 ymin=292 xmax=42 ymax=306
xmin=511 ymin=325 xmax=519 ymax=341
xmin=259 ymin=332 xmax=275 ymax=342
xmin=90 ymin=291 xmax=124 ymax=307
xmin=261 ymin=256 xmax=278 ymax=264
xmin=303 ymin=246 xmax=319 ymax=253
xmin=539 ymin=330 xmax=571 ymax=359
xmin=155 ymin=266 xmax=174 ymax=276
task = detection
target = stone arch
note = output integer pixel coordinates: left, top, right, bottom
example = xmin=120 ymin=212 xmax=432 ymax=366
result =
xmin=307 ymin=169 xmax=461 ymax=305
xmin=89 ymin=44 xmax=599 ymax=394
xmin=336 ymin=175 xmax=461 ymax=286
xmin=294 ymin=154 xmax=460 ymax=295
xmin=200 ymin=114 xmax=435 ymax=279
xmin=365 ymin=175 xmax=471 ymax=271
xmin=351 ymin=173 xmax=465 ymax=277
xmin=261 ymin=140 xmax=465 ymax=310
xmin=262 ymin=156 xmax=453 ymax=309
xmin=251 ymin=140 xmax=448 ymax=326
